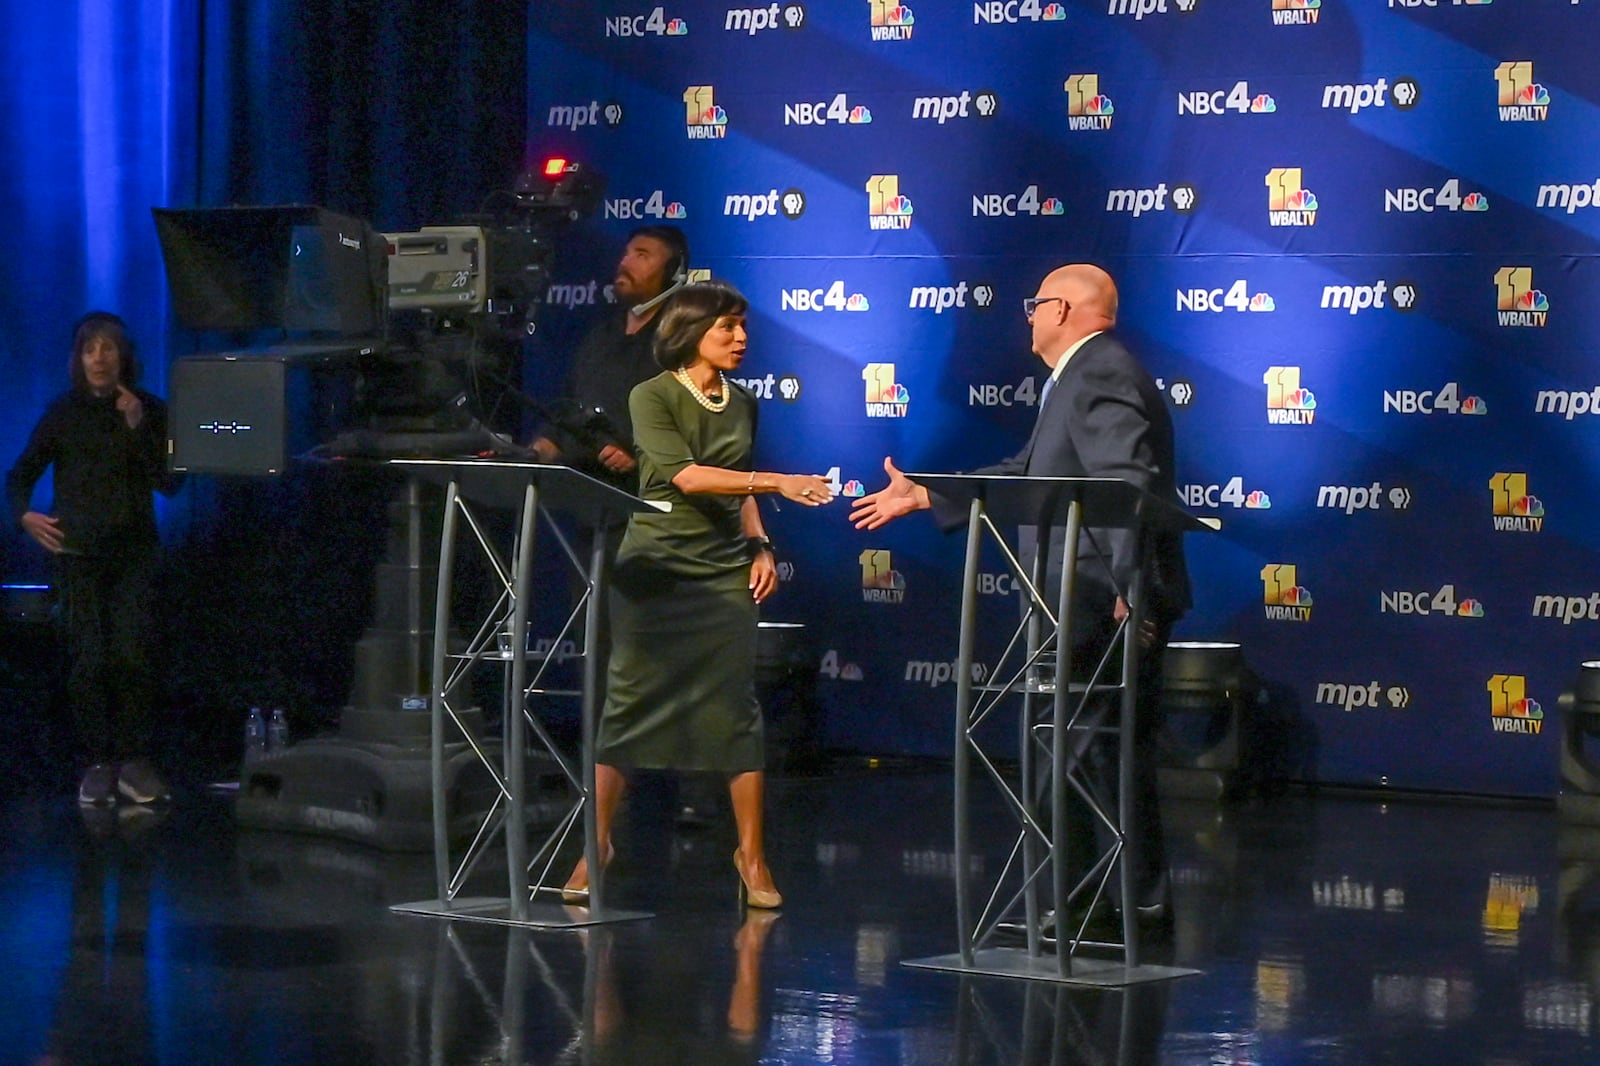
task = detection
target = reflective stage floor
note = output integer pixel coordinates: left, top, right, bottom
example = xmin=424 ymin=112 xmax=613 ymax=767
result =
xmin=2 ymin=765 xmax=1596 ymax=1065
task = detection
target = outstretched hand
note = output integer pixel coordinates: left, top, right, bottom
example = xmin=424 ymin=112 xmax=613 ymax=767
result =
xmin=850 ymin=457 xmax=929 ymax=530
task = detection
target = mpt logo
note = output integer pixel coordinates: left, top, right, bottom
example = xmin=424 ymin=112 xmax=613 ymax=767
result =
xmin=1536 ymin=180 xmax=1600 ymax=215
xmin=1320 ymin=279 xmax=1418 ymax=314
xmin=1108 ymin=0 xmax=1199 ymax=17
xmin=909 ymin=281 xmax=994 ymax=313
xmin=1105 ymin=182 xmax=1197 ymax=217
xmin=723 ymin=3 xmax=806 ymax=32
xmin=1385 ymin=178 xmax=1488 ymax=213
xmin=1176 ymin=280 xmax=1274 ymax=313
xmin=911 ymin=90 xmax=999 ymax=123
xmin=605 ymin=7 xmax=689 ymax=36
xmin=1165 ymin=379 xmax=1196 ymax=406
xmin=545 ymin=100 xmax=625 ymax=131
xmin=780 ymin=281 xmax=868 ymax=312
xmin=972 ymin=184 xmax=1063 ymax=217
xmin=723 ymin=188 xmax=805 ymax=221
xmin=1320 ymin=77 xmax=1420 ymax=113
xmin=1315 ymin=682 xmax=1412 ymax=713
xmin=1178 ymin=81 xmax=1277 ymax=116
xmin=603 ymin=190 xmax=688 ymax=221
xmin=973 ymin=0 xmax=1067 ymax=22
xmin=1382 ymin=382 xmax=1486 ymax=415
xmin=1316 ymin=482 xmax=1412 ymax=514
xmin=728 ymin=373 xmax=801 ymax=401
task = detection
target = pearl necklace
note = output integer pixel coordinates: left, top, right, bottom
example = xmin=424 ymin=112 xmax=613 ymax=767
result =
xmin=673 ymin=367 xmax=730 ymax=412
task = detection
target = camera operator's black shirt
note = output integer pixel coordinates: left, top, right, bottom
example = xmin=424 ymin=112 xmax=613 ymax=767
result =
xmin=7 ymin=388 xmax=181 ymax=555
xmin=560 ymin=311 xmax=661 ymax=489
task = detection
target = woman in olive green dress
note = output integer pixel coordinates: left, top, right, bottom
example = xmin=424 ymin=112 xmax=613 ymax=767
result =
xmin=563 ymin=281 xmax=834 ymax=909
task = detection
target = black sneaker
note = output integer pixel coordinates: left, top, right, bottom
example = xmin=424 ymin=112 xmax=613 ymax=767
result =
xmin=78 ymin=763 xmax=117 ymax=807
xmin=117 ymin=759 xmax=171 ymax=805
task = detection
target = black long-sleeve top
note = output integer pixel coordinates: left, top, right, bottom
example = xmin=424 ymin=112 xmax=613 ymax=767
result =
xmin=547 ymin=312 xmax=662 ymax=489
xmin=6 ymin=387 xmax=182 ymax=555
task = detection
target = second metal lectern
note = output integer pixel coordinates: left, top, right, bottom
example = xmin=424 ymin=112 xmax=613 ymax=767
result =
xmin=902 ymin=474 xmax=1212 ymax=987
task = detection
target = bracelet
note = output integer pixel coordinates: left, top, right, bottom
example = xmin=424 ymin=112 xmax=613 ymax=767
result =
xmin=747 ymin=535 xmax=776 ymax=560
xmin=747 ymin=469 xmax=756 ymax=493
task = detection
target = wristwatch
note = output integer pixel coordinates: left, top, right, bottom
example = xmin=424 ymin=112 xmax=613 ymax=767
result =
xmin=747 ymin=535 xmax=776 ymax=560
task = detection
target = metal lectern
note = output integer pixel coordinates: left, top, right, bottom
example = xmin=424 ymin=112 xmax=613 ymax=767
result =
xmin=389 ymin=460 xmax=664 ymax=928
xmin=901 ymin=474 xmax=1213 ymax=987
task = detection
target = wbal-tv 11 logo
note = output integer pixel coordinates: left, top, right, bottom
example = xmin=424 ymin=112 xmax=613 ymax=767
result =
xmin=1178 ymin=477 xmax=1270 ymax=510
xmin=863 ymin=363 xmax=909 ymax=418
xmin=780 ymin=281 xmax=869 ymax=313
xmin=1532 ymin=593 xmax=1600 ymax=626
xmin=868 ymin=0 xmax=915 ymax=40
xmin=912 ymin=90 xmax=999 ymax=124
xmin=1315 ymin=681 xmax=1411 ymax=714
xmin=1383 ymin=381 xmax=1486 ymax=416
xmin=1176 ymin=280 xmax=1274 ymax=313
xmin=603 ymin=189 xmax=688 ymax=221
xmin=1109 ymin=0 xmax=1199 ymax=19
xmin=1379 ymin=583 xmax=1483 ymax=618
xmin=867 ymin=175 xmax=913 ymax=230
xmin=1105 ymin=182 xmax=1198 ymax=218
xmin=1265 ymin=366 xmax=1315 ymax=424
xmin=683 ymin=86 xmax=728 ymax=138
xmin=973 ymin=0 xmax=1066 ymax=23
xmin=545 ymin=101 xmax=625 ymax=132
xmin=910 ymin=281 xmax=994 ymax=314
xmin=1065 ymin=75 xmax=1114 ymax=131
xmin=604 ymin=6 xmax=688 ymax=36
xmin=1320 ymin=77 xmax=1420 ymax=114
xmin=1266 ymin=168 xmax=1318 ymax=226
xmin=723 ymin=3 xmax=807 ymax=33
xmin=1490 ymin=472 xmax=1543 ymax=533
xmin=1384 ymin=178 xmax=1488 ymax=214
xmin=1262 ymin=563 xmax=1312 ymax=621
xmin=1316 ymin=482 xmax=1411 ymax=515
xmin=972 ymin=184 xmax=1064 ymax=218
xmin=784 ymin=93 xmax=873 ymax=126
xmin=1495 ymin=61 xmax=1549 ymax=122
xmin=1495 ymin=266 xmax=1548 ymax=328
xmin=860 ymin=549 xmax=906 ymax=604
xmin=1488 ymin=674 xmax=1543 ymax=736
xmin=1271 ymin=0 xmax=1320 ymax=25
xmin=1178 ymin=81 xmax=1277 ymax=117
xmin=1321 ymin=280 xmax=1418 ymax=315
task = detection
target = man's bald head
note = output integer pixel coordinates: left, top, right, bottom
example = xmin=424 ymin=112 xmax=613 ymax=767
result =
xmin=1030 ymin=263 xmax=1119 ymax=365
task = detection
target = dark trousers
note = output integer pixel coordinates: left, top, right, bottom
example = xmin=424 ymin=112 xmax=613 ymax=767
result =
xmin=59 ymin=548 xmax=157 ymax=764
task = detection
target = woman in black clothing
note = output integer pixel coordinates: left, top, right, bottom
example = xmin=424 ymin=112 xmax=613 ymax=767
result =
xmin=6 ymin=311 xmax=183 ymax=806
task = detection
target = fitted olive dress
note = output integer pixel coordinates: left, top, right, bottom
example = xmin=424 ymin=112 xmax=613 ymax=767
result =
xmin=594 ymin=371 xmax=764 ymax=772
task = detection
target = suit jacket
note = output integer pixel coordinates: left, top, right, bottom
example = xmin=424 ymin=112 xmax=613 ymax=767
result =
xmin=935 ymin=332 xmax=1191 ymax=622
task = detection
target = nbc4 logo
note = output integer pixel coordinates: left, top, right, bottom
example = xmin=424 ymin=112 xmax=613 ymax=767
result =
xmin=1495 ymin=266 xmax=1548 ymax=328
xmin=1177 ymin=477 xmax=1271 ymax=509
xmin=1384 ymin=178 xmax=1488 ymax=214
xmin=1489 ymin=472 xmax=1543 ymax=533
xmin=603 ymin=190 xmax=688 ymax=221
xmin=604 ymin=7 xmax=688 ymax=36
xmin=867 ymin=175 xmax=914 ymax=230
xmin=1266 ymin=168 xmax=1317 ymax=226
xmin=1265 ymin=366 xmax=1315 ymax=424
xmin=1262 ymin=564 xmax=1312 ymax=621
xmin=1176 ymin=280 xmax=1274 ymax=313
xmin=972 ymin=184 xmax=1064 ymax=218
xmin=1066 ymin=74 xmax=1114 ymax=130
xmin=1379 ymin=583 xmax=1484 ymax=618
xmin=1178 ymin=81 xmax=1277 ymax=116
xmin=869 ymin=0 xmax=915 ymax=40
xmin=973 ymin=0 xmax=1066 ymax=23
xmin=1495 ymin=61 xmax=1549 ymax=122
xmin=863 ymin=363 xmax=909 ymax=418
xmin=823 ymin=466 xmax=867 ymax=498
xmin=785 ymin=93 xmax=873 ymax=126
xmin=860 ymin=549 xmax=907 ymax=603
xmin=781 ymin=281 xmax=869 ymax=312
xmin=1488 ymin=674 xmax=1543 ymax=736
xmin=683 ymin=86 xmax=728 ymax=138
xmin=1271 ymin=0 xmax=1320 ymax=26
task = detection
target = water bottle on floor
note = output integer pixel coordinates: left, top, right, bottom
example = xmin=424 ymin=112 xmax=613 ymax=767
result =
xmin=267 ymin=707 xmax=290 ymax=752
xmin=244 ymin=706 xmax=267 ymax=763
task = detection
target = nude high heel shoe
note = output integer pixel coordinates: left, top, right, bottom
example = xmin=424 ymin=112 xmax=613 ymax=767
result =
xmin=733 ymin=849 xmax=783 ymax=909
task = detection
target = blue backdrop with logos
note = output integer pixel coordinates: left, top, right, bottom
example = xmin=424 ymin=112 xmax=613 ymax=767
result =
xmin=526 ymin=0 xmax=1599 ymax=797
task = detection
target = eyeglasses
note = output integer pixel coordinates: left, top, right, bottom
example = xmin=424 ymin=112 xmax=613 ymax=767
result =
xmin=1023 ymin=296 xmax=1063 ymax=321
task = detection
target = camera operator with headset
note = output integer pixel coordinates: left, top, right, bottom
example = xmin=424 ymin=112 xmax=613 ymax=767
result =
xmin=529 ymin=224 xmax=691 ymax=491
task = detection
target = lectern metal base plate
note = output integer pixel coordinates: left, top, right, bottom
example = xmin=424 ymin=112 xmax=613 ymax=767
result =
xmin=904 ymin=949 xmax=1200 ymax=987
xmin=390 ymin=896 xmax=652 ymax=929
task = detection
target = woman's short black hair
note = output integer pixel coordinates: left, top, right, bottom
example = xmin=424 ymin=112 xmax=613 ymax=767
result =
xmin=652 ymin=281 xmax=749 ymax=371
xmin=69 ymin=310 xmax=139 ymax=390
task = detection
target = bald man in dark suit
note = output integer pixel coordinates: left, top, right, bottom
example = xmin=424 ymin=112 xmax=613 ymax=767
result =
xmin=852 ymin=263 xmax=1188 ymax=926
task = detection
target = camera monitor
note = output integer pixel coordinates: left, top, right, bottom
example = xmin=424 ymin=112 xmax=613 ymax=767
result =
xmin=152 ymin=205 xmax=385 ymax=337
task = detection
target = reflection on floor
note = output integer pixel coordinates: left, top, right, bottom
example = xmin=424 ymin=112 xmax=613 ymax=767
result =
xmin=1 ymin=766 xmax=1595 ymax=1065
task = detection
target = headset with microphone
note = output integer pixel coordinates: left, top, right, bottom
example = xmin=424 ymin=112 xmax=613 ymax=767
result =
xmin=627 ymin=225 xmax=691 ymax=317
